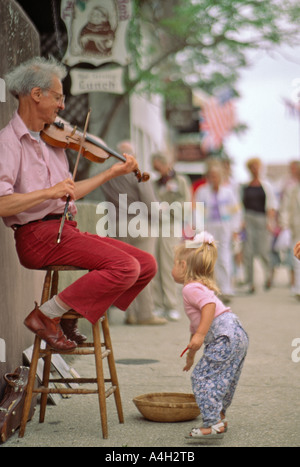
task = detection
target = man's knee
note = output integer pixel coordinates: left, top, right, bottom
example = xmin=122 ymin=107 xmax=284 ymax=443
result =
xmin=143 ymin=252 xmax=158 ymax=279
xmin=119 ymin=256 xmax=141 ymax=287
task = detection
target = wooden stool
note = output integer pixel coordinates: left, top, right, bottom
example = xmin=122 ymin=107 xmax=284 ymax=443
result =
xmin=19 ymin=265 xmax=124 ymax=439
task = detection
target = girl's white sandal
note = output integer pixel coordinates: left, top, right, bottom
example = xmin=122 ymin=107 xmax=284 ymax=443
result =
xmin=186 ymin=421 xmax=225 ymax=439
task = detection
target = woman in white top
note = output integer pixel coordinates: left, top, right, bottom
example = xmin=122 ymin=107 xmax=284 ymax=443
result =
xmin=194 ymin=162 xmax=242 ymax=300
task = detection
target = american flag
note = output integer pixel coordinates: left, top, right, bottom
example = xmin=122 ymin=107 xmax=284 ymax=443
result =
xmin=199 ymin=89 xmax=236 ymax=151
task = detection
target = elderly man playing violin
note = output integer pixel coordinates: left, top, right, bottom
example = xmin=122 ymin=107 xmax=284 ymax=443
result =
xmin=0 ymin=56 xmax=157 ymax=351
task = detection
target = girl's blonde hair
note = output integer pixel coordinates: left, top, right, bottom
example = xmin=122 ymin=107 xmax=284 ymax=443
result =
xmin=175 ymin=238 xmax=220 ymax=294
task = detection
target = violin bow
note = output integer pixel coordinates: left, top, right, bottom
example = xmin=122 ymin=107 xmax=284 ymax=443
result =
xmin=56 ymin=109 xmax=92 ymax=244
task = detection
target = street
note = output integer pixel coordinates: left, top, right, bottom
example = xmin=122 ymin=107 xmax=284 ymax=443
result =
xmin=2 ymin=262 xmax=300 ymax=448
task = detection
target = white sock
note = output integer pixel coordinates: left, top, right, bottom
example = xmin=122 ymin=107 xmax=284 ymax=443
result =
xmin=39 ymin=296 xmax=70 ymax=319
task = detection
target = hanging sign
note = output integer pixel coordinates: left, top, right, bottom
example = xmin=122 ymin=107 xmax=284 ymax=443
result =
xmin=61 ymin=0 xmax=132 ymax=67
xmin=70 ymin=66 xmax=125 ymax=95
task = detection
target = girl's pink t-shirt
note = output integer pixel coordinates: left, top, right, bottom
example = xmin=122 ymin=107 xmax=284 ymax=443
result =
xmin=182 ymin=281 xmax=231 ymax=334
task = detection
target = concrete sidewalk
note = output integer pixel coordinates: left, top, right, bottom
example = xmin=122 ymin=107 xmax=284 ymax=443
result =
xmin=2 ymin=266 xmax=300 ymax=448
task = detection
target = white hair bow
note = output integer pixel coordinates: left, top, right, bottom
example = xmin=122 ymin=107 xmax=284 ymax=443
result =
xmin=185 ymin=231 xmax=214 ymax=248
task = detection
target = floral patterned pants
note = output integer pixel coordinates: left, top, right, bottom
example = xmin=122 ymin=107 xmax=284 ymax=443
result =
xmin=191 ymin=312 xmax=249 ymax=427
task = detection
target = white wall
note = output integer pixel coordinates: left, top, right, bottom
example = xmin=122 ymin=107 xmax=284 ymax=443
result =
xmin=130 ymin=93 xmax=171 ymax=172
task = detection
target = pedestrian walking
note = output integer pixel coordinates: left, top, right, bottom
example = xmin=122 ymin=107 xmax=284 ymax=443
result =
xmin=194 ymin=162 xmax=242 ymax=301
xmin=242 ymin=157 xmax=277 ymax=293
xmin=100 ymin=141 xmax=166 ymax=325
xmin=151 ymin=152 xmax=191 ymax=321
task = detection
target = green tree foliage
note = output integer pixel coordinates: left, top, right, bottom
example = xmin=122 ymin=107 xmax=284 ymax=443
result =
xmin=127 ymin=0 xmax=300 ymax=101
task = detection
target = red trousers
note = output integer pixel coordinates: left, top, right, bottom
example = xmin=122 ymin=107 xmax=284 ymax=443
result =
xmin=14 ymin=220 xmax=157 ymax=324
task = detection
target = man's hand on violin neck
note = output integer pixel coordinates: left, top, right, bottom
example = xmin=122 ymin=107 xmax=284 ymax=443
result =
xmin=113 ymin=154 xmax=138 ymax=176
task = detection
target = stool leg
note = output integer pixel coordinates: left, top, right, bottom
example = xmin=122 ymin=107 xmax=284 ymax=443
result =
xmin=50 ymin=270 xmax=59 ymax=297
xmin=19 ymin=335 xmax=41 ymax=438
xmin=92 ymin=321 xmax=108 ymax=439
xmin=39 ymin=270 xmax=56 ymax=422
xmin=39 ymin=346 xmax=52 ymax=423
xmin=101 ymin=313 xmax=124 ymax=424
xmin=41 ymin=270 xmax=52 ymax=304
xmin=20 ymin=270 xmax=52 ymax=437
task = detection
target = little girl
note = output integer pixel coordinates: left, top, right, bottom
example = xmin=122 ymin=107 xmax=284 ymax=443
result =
xmin=172 ymin=231 xmax=248 ymax=439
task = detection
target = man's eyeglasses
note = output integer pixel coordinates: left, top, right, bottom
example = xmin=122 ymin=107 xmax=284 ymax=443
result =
xmin=47 ymin=89 xmax=65 ymax=105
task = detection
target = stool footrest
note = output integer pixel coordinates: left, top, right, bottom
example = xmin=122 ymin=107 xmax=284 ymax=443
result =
xmin=48 ymin=377 xmax=112 ymax=384
xmin=33 ymin=385 xmax=117 ymax=396
xmin=39 ymin=348 xmax=111 ymax=357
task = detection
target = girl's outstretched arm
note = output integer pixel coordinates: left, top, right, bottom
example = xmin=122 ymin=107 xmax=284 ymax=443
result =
xmin=183 ymin=303 xmax=215 ymax=371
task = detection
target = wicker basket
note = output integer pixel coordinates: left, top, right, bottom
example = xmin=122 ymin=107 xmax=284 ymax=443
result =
xmin=133 ymin=392 xmax=200 ymax=422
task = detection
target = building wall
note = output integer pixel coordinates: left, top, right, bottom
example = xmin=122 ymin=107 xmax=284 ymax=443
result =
xmin=130 ymin=93 xmax=171 ymax=172
xmin=0 ymin=0 xmax=44 ymax=397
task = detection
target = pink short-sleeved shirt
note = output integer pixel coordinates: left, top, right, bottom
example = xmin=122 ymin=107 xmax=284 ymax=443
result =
xmin=0 ymin=112 xmax=77 ymax=227
xmin=182 ymin=281 xmax=231 ymax=334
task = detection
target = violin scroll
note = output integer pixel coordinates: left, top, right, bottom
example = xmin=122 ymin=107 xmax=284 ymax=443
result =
xmin=134 ymin=169 xmax=150 ymax=183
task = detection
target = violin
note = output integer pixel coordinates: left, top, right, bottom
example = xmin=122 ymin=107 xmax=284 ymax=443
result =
xmin=41 ymin=117 xmax=150 ymax=183
xmin=42 ymin=115 xmax=150 ymax=244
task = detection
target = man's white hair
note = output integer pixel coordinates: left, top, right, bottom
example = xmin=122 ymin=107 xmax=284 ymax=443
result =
xmin=5 ymin=56 xmax=67 ymax=98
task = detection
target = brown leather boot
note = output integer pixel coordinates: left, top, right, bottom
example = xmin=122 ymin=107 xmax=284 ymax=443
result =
xmin=60 ymin=318 xmax=87 ymax=344
xmin=24 ymin=303 xmax=77 ymax=351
